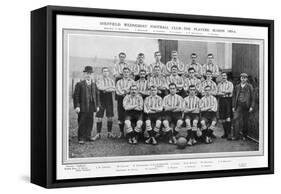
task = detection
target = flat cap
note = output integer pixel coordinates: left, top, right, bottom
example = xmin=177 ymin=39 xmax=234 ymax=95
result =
xmin=240 ymin=73 xmax=248 ymax=77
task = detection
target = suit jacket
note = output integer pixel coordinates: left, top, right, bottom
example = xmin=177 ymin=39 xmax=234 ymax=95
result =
xmin=232 ymin=82 xmax=255 ymax=109
xmin=73 ymin=80 xmax=100 ymax=113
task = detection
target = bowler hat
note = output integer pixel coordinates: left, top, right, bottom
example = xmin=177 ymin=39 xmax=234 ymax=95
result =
xmin=83 ymin=66 xmax=93 ymax=73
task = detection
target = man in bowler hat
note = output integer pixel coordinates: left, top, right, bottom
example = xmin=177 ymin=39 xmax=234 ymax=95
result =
xmin=232 ymin=73 xmax=255 ymax=140
xmin=73 ymin=66 xmax=100 ymax=144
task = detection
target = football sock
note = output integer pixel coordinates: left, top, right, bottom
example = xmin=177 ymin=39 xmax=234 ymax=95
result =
xmin=97 ymin=122 xmax=102 ymax=133
xmin=107 ymin=121 xmax=113 ymax=132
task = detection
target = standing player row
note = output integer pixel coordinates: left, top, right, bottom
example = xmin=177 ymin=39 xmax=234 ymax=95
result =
xmin=113 ymin=51 xmax=220 ymax=80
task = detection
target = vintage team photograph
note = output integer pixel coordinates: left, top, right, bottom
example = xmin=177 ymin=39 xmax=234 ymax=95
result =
xmin=63 ymin=30 xmax=263 ymax=161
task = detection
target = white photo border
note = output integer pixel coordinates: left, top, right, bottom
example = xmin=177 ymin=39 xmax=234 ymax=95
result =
xmin=56 ymin=15 xmax=269 ymax=180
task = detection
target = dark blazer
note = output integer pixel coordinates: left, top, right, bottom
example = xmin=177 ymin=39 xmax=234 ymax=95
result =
xmin=232 ymin=82 xmax=255 ymax=109
xmin=73 ymin=80 xmax=100 ymax=112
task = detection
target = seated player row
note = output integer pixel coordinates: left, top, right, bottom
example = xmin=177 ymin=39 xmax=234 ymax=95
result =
xmin=113 ymin=51 xmax=220 ymax=80
xmin=121 ymin=83 xmax=219 ymax=145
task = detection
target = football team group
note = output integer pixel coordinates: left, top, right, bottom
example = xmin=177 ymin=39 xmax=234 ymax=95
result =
xmin=73 ymin=50 xmax=255 ymax=147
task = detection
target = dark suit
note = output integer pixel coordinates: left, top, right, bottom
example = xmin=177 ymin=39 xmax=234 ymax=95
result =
xmin=73 ymin=80 xmax=100 ymax=141
xmin=232 ymin=82 xmax=255 ymax=138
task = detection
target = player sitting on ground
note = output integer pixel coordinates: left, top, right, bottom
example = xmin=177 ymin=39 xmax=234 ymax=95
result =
xmin=183 ymin=85 xmax=201 ymax=146
xmin=144 ymin=85 xmax=163 ymax=145
xmin=162 ymin=83 xmax=184 ymax=144
xmin=199 ymin=85 xmax=218 ymax=144
xmin=123 ymin=85 xmax=144 ymax=144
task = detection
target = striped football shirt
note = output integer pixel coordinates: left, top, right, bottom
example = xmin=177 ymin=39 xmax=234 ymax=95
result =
xmin=135 ymin=79 xmax=149 ymax=95
xmin=166 ymin=75 xmax=184 ymax=89
xmin=132 ymin=62 xmax=149 ymax=76
xmin=217 ymin=80 xmax=234 ymax=97
xmin=200 ymin=79 xmax=218 ymax=96
xmin=163 ymin=94 xmax=184 ymax=110
xmin=144 ymin=95 xmax=163 ymax=113
xmin=96 ymin=76 xmax=115 ymax=91
xmin=183 ymin=95 xmax=200 ymax=113
xmin=113 ymin=62 xmax=131 ymax=77
xmin=186 ymin=63 xmax=203 ymax=77
xmin=184 ymin=77 xmax=201 ymax=91
xmin=148 ymin=74 xmax=167 ymax=89
xmin=202 ymin=63 xmax=219 ymax=77
xmin=148 ymin=62 xmax=165 ymax=75
xmin=165 ymin=59 xmax=185 ymax=75
xmin=116 ymin=78 xmax=135 ymax=96
xmin=200 ymin=95 xmax=218 ymax=112
xmin=123 ymin=94 xmax=144 ymax=111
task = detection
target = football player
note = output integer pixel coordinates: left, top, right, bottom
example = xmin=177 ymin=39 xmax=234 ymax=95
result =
xmin=166 ymin=65 xmax=186 ymax=97
xmin=183 ymin=85 xmax=201 ymax=146
xmin=94 ymin=67 xmax=116 ymax=140
xmin=165 ymin=50 xmax=185 ymax=76
xmin=143 ymin=85 xmax=163 ymax=145
xmin=200 ymin=85 xmax=218 ymax=144
xmin=116 ymin=67 xmax=135 ymax=138
xmin=217 ymin=72 xmax=234 ymax=139
xmin=202 ymin=53 xmax=219 ymax=78
xmin=123 ymin=85 xmax=144 ymax=144
xmin=162 ymin=83 xmax=184 ymax=144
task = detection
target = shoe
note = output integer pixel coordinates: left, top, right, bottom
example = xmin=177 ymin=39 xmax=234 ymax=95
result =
xmin=168 ymin=139 xmax=173 ymax=144
xmin=187 ymin=139 xmax=193 ymax=146
xmin=230 ymin=137 xmax=238 ymax=141
xmin=118 ymin=132 xmax=124 ymax=139
xmin=192 ymin=138 xmax=197 ymax=144
xmin=151 ymin=137 xmax=157 ymax=145
xmin=132 ymin=137 xmax=137 ymax=144
xmin=128 ymin=138 xmax=132 ymax=144
xmin=221 ymin=134 xmax=227 ymax=139
xmin=107 ymin=132 xmax=115 ymax=138
xmin=92 ymin=133 xmax=101 ymax=141
xmin=209 ymin=137 xmax=213 ymax=143
xmin=205 ymin=136 xmax=210 ymax=144
xmin=172 ymin=136 xmax=177 ymax=144
xmin=78 ymin=140 xmax=85 ymax=144
xmin=145 ymin=137 xmax=151 ymax=144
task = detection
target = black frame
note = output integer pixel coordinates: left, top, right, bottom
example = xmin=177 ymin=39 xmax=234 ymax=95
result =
xmin=31 ymin=5 xmax=274 ymax=188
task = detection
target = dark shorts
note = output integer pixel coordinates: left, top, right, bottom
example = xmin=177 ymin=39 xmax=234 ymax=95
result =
xmin=201 ymin=111 xmax=217 ymax=123
xmin=184 ymin=113 xmax=200 ymax=121
xmin=96 ymin=92 xmax=114 ymax=118
xmin=163 ymin=111 xmax=182 ymax=124
xmin=144 ymin=113 xmax=162 ymax=122
xmin=125 ymin=110 xmax=143 ymax=122
xmin=116 ymin=95 xmax=125 ymax=121
xmin=219 ymin=97 xmax=232 ymax=119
